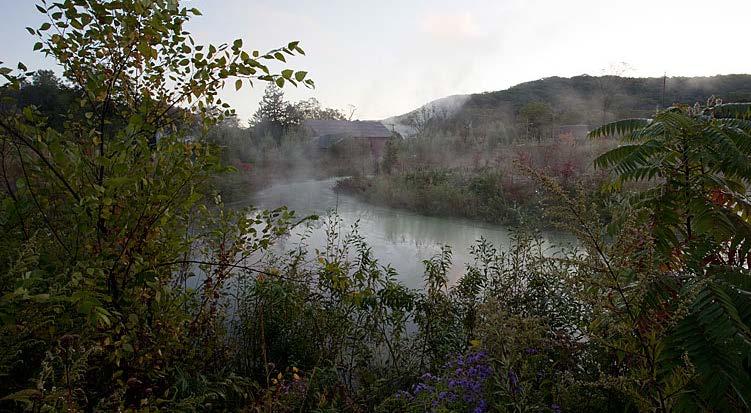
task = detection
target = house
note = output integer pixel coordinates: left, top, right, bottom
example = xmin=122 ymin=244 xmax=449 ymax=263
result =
xmin=304 ymin=120 xmax=392 ymax=158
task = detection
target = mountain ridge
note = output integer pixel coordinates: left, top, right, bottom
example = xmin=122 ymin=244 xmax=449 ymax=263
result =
xmin=382 ymin=74 xmax=751 ymax=136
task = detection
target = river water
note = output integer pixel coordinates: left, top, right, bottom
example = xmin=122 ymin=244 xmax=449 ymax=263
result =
xmin=231 ymin=177 xmax=572 ymax=289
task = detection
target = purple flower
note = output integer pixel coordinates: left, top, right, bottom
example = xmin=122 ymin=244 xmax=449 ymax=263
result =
xmin=396 ymin=350 xmax=493 ymax=411
xmin=477 ymin=366 xmax=492 ymax=380
xmin=420 ymin=372 xmax=439 ymax=382
xmin=508 ymin=370 xmax=519 ymax=386
xmin=474 ymin=399 xmax=488 ymax=413
xmin=508 ymin=370 xmax=522 ymax=394
xmin=467 ymin=351 xmax=487 ymax=364
xmin=395 ymin=390 xmax=413 ymax=400
xmin=550 ymin=403 xmax=562 ymax=413
xmin=412 ymin=383 xmax=433 ymax=395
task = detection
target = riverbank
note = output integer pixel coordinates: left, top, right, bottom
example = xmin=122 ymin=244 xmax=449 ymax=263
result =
xmin=246 ymin=176 xmax=573 ymax=287
xmin=332 ymin=136 xmax=615 ymax=227
xmin=333 ymin=167 xmax=607 ymax=227
xmin=333 ymin=169 xmax=534 ymax=225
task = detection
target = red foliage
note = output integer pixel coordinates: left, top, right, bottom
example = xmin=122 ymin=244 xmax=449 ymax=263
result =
xmin=238 ymin=162 xmax=253 ymax=172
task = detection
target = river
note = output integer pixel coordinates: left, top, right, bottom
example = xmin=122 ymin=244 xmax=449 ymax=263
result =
xmin=230 ymin=177 xmax=572 ymax=289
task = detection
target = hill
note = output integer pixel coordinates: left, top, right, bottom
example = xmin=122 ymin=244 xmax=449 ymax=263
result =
xmin=387 ymin=74 xmax=751 ymax=137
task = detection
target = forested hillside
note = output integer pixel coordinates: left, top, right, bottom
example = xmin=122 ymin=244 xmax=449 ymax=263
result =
xmin=394 ymin=74 xmax=751 ymax=139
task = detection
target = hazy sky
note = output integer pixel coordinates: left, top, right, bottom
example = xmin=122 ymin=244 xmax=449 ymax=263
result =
xmin=2 ymin=0 xmax=751 ymax=120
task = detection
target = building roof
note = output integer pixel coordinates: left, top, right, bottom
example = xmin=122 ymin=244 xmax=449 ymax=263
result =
xmin=304 ymin=120 xmax=392 ymax=139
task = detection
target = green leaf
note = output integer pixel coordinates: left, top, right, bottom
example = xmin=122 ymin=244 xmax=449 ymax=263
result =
xmin=588 ymin=118 xmax=651 ymax=139
xmin=39 ymin=22 xmax=51 ymax=31
xmin=2 ymin=389 xmax=42 ymax=402
xmin=716 ymin=103 xmax=751 ymax=119
xmin=33 ymin=42 xmax=43 ymax=51
xmin=281 ymin=69 xmax=293 ymax=79
xmin=235 ymin=79 xmax=242 ymax=90
xmin=275 ymin=77 xmax=284 ymax=88
xmin=294 ymin=71 xmax=307 ymax=81
xmin=35 ymin=4 xmax=46 ymax=13
xmin=233 ymin=38 xmax=242 ymax=49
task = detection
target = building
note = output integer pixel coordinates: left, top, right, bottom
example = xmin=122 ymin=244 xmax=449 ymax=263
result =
xmin=304 ymin=120 xmax=392 ymax=158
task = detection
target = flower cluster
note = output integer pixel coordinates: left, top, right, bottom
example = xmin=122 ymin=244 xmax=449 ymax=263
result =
xmin=397 ymin=351 xmax=493 ymax=413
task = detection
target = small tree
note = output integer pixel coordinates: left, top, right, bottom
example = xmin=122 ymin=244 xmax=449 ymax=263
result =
xmin=381 ymin=137 xmax=399 ymax=174
xmin=406 ymin=105 xmax=435 ymax=136
xmin=251 ymin=83 xmax=298 ymax=144
xmin=518 ymin=102 xmax=553 ymax=142
xmin=584 ymin=98 xmax=751 ymax=411
xmin=0 ymin=0 xmax=311 ymax=409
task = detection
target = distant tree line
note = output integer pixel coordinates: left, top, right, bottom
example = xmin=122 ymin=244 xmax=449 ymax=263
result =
xmin=0 ymin=70 xmax=77 ymax=130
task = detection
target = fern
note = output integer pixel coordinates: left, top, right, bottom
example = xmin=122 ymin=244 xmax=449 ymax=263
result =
xmin=664 ymin=278 xmax=751 ymax=411
xmin=588 ymin=118 xmax=651 ymax=139
xmin=714 ymin=103 xmax=751 ymax=119
xmin=589 ymin=102 xmax=751 ymax=412
xmin=593 ymin=103 xmax=751 ymax=256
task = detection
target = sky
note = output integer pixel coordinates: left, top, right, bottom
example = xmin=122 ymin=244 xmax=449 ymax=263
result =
xmin=2 ymin=0 xmax=751 ymax=121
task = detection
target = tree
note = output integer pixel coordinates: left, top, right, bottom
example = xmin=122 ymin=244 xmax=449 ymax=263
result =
xmin=518 ymin=101 xmax=553 ymax=142
xmin=405 ymin=105 xmax=441 ymax=137
xmin=0 ymin=1 xmax=310 ymax=409
xmin=595 ymin=62 xmax=634 ymax=123
xmin=586 ymin=98 xmax=751 ymax=411
xmin=292 ymin=97 xmax=346 ymax=121
xmin=250 ymin=83 xmax=298 ymax=144
xmin=380 ymin=137 xmax=399 ymax=174
xmin=591 ymin=98 xmax=751 ymax=256
xmin=0 ymin=70 xmax=75 ymax=129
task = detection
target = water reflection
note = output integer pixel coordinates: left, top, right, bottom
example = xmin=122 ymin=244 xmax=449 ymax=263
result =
xmin=231 ymin=177 xmax=571 ymax=289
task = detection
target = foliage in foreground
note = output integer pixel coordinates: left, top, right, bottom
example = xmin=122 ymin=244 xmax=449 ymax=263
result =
xmin=0 ymin=0 xmax=309 ymax=410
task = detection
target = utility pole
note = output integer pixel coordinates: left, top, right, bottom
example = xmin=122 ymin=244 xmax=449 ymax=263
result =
xmin=661 ymin=72 xmax=667 ymax=110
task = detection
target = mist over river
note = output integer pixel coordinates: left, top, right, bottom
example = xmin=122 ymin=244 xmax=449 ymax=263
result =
xmin=229 ymin=177 xmax=573 ymax=289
